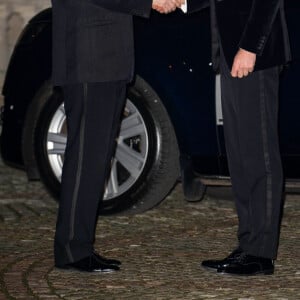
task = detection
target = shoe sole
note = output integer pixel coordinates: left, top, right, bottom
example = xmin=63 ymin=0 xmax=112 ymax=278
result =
xmin=217 ymin=269 xmax=274 ymax=276
xmin=55 ymin=266 xmax=119 ymax=273
xmin=201 ymin=265 xmax=219 ymax=272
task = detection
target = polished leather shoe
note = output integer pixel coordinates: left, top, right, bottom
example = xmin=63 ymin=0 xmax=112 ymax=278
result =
xmin=93 ymin=251 xmax=121 ymax=266
xmin=201 ymin=247 xmax=243 ymax=270
xmin=56 ymin=253 xmax=120 ymax=273
xmin=217 ymin=253 xmax=274 ymax=276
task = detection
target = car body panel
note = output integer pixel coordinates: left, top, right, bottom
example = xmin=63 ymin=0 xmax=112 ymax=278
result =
xmin=1 ymin=10 xmax=52 ymax=167
xmin=134 ymin=10 xmax=220 ymax=174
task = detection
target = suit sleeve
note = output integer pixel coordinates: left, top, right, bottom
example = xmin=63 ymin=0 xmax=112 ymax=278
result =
xmin=76 ymin=0 xmax=153 ymax=18
xmin=238 ymin=0 xmax=282 ymax=55
xmin=186 ymin=0 xmax=210 ymax=14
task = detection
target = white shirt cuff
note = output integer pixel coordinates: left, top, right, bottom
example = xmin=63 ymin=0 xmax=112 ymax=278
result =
xmin=181 ymin=0 xmax=187 ymax=13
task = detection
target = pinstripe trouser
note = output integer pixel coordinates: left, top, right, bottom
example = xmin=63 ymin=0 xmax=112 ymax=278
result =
xmin=220 ymin=56 xmax=283 ymax=259
xmin=54 ymin=81 xmax=126 ymax=267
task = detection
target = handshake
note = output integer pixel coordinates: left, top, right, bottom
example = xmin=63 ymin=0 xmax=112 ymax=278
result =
xmin=152 ymin=0 xmax=186 ymax=14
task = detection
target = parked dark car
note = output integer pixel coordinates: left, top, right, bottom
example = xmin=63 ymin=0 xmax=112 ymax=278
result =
xmin=1 ymin=3 xmax=300 ymax=214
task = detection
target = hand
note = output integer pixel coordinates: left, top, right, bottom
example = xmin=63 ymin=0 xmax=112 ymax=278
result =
xmin=152 ymin=0 xmax=185 ymax=14
xmin=231 ymin=48 xmax=256 ymax=78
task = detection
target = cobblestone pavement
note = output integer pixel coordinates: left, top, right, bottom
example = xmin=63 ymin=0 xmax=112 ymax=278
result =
xmin=0 ymin=159 xmax=299 ymax=300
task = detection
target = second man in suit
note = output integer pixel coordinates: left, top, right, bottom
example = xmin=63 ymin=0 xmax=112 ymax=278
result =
xmin=185 ymin=0 xmax=291 ymax=275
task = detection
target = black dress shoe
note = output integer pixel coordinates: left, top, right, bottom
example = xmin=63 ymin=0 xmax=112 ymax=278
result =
xmin=56 ymin=253 xmax=120 ymax=273
xmin=201 ymin=247 xmax=243 ymax=270
xmin=93 ymin=251 xmax=122 ymax=266
xmin=217 ymin=253 xmax=274 ymax=276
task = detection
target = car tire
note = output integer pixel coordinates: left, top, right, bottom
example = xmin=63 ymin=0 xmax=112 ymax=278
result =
xmin=22 ymin=77 xmax=180 ymax=214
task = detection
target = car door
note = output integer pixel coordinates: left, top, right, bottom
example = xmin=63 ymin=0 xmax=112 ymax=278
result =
xmin=134 ymin=9 xmax=220 ymax=176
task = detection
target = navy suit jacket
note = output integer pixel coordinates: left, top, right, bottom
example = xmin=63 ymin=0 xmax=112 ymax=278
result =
xmin=51 ymin=0 xmax=152 ymax=85
xmin=188 ymin=0 xmax=291 ymax=72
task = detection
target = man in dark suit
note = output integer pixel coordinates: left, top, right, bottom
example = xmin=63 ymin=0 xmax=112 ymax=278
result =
xmin=185 ymin=0 xmax=291 ymax=275
xmin=51 ymin=0 xmax=184 ymax=273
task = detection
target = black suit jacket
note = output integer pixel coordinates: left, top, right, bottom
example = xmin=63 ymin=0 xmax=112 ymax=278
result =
xmin=188 ymin=0 xmax=291 ymax=72
xmin=51 ymin=0 xmax=152 ymax=85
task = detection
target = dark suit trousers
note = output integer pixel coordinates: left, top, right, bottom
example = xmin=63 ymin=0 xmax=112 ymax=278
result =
xmin=54 ymin=81 xmax=126 ymax=266
xmin=220 ymin=55 xmax=283 ymax=259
